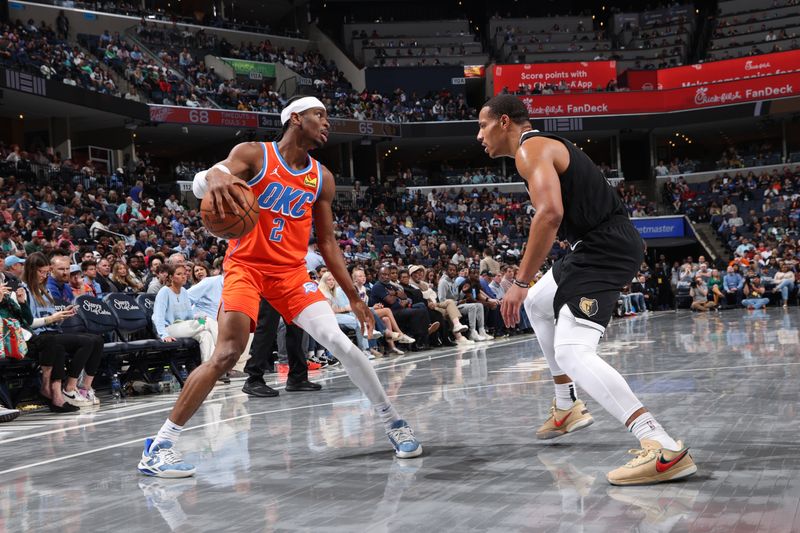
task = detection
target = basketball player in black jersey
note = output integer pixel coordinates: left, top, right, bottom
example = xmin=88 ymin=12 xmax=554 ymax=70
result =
xmin=477 ymin=94 xmax=696 ymax=485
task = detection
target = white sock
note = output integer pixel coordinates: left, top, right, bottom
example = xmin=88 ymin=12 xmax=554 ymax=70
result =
xmin=154 ymin=419 xmax=183 ymax=447
xmin=628 ymin=412 xmax=680 ymax=451
xmin=554 ymin=382 xmax=577 ymax=410
xmin=376 ymin=402 xmax=400 ymax=431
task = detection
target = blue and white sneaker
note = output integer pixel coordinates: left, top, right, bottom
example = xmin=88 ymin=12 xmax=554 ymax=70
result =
xmin=138 ymin=438 xmax=196 ymax=478
xmin=387 ymin=419 xmax=423 ymax=458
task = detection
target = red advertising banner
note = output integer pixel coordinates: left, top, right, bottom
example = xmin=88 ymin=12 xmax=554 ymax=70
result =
xmin=626 ymin=50 xmax=800 ymax=90
xmin=520 ymin=72 xmax=800 ymax=117
xmin=494 ymin=61 xmax=617 ymax=93
xmin=149 ymin=106 xmax=259 ymax=128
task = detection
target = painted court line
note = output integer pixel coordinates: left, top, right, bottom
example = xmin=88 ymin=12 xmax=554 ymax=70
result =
xmin=0 ymin=336 xmax=534 ymax=447
xmin=1 ymin=356 xmax=794 ymax=477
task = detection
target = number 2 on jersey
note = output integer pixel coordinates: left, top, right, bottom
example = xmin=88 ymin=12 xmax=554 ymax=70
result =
xmin=269 ymin=218 xmax=285 ymax=242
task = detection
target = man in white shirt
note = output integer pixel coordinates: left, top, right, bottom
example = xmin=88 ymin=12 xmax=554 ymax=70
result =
xmin=305 ymin=238 xmax=325 ymax=272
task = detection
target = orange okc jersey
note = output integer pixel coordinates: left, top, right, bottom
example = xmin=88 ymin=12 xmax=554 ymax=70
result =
xmin=225 ymin=141 xmax=322 ymax=271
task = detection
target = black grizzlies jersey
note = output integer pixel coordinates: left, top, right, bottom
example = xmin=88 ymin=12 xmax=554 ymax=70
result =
xmin=519 ymin=130 xmax=628 ymax=244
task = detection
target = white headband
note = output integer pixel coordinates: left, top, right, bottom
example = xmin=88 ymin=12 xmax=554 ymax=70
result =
xmin=280 ymin=96 xmax=326 ymax=125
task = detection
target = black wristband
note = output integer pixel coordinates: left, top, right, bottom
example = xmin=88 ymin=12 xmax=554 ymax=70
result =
xmin=513 ymin=279 xmax=530 ymax=289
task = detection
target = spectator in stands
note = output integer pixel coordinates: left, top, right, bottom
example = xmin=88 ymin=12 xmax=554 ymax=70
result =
xmin=22 ymin=253 xmax=104 ymax=411
xmin=95 ymin=257 xmax=118 ymax=294
xmin=147 ymin=264 xmax=169 ymax=294
xmin=370 ymin=266 xmax=431 ymax=351
xmin=707 ymin=269 xmax=725 ymax=307
xmin=690 ymin=277 xmax=716 ymax=312
xmin=772 ymin=263 xmax=796 ymax=308
xmin=319 ymin=272 xmax=374 ymax=358
xmin=110 ymin=260 xmax=143 ymax=293
xmin=629 ymin=275 xmax=649 ymax=313
xmin=479 ymin=247 xmax=500 ymax=276
xmin=56 ymin=10 xmax=69 ymax=40
xmin=4 ymin=256 xmax=25 ymax=284
xmin=438 ymin=263 xmax=487 ymax=341
xmin=352 ymin=267 xmax=411 ymax=354
xmin=81 ymin=260 xmax=101 ymax=297
xmin=68 ymin=264 xmax=91 ymax=298
xmin=398 ymin=269 xmax=446 ymax=347
xmin=305 ymin=238 xmax=325 ymax=272
xmin=46 ymin=254 xmax=74 ymax=302
xmin=742 ymin=275 xmax=770 ymax=310
xmin=409 ymin=265 xmax=471 ymax=344
xmin=191 ymin=263 xmax=209 ymax=285
xmin=153 ymin=263 xmax=218 ymax=363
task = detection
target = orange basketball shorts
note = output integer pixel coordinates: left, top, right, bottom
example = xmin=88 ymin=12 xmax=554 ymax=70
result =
xmin=221 ymin=261 xmax=326 ymax=331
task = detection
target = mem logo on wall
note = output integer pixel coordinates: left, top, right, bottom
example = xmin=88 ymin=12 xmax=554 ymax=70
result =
xmin=4 ymin=70 xmax=46 ymax=96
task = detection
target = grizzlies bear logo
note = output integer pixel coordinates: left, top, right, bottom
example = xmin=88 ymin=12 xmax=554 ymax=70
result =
xmin=579 ymin=297 xmax=598 ymax=317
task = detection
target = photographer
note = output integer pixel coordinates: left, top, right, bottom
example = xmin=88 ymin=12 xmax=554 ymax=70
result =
xmin=690 ymin=276 xmax=716 ymax=312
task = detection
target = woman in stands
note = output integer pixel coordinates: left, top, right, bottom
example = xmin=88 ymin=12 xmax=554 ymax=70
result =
xmin=351 ymin=267 xmax=411 ymax=356
xmin=191 ymin=263 xmax=209 ymax=285
xmin=110 ymin=260 xmax=143 ymax=293
xmin=152 ymin=263 xmax=217 ymax=363
xmin=318 ymin=272 xmax=374 ymax=359
xmin=22 ymin=253 xmax=104 ymax=411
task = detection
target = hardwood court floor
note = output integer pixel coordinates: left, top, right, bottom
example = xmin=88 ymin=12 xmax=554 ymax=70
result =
xmin=1 ymin=308 xmax=799 ymax=532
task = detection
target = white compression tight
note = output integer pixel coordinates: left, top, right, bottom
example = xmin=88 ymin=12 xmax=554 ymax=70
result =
xmin=553 ymin=305 xmax=644 ymax=425
xmin=293 ymin=301 xmax=400 ymax=427
xmin=524 ymin=270 xmax=564 ymax=376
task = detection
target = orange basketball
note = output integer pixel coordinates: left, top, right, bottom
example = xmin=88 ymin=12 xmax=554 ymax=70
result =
xmin=200 ymin=181 xmax=259 ymax=240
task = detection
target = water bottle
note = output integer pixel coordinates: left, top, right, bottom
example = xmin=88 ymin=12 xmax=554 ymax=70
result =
xmin=179 ymin=364 xmax=189 ymax=383
xmin=111 ymin=373 xmax=121 ymax=401
xmin=161 ymin=366 xmax=173 ymax=393
xmin=170 ymin=372 xmax=181 ymax=393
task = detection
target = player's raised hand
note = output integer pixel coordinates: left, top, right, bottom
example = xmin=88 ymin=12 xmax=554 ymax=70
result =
xmin=206 ymin=168 xmax=247 ymax=219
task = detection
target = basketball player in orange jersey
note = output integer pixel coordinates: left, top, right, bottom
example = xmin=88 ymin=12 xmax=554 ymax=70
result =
xmin=138 ymin=96 xmax=422 ymax=478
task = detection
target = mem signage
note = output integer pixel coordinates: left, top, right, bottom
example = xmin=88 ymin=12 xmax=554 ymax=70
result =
xmin=221 ymin=58 xmax=276 ymax=79
xmin=631 ymin=216 xmax=686 ymax=239
xmin=4 ymin=70 xmax=46 ymax=96
xmin=494 ymin=62 xmax=618 ymax=93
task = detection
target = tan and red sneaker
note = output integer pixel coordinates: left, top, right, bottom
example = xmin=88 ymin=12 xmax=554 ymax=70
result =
xmin=536 ymin=399 xmax=594 ymax=440
xmin=607 ymin=439 xmax=697 ymax=486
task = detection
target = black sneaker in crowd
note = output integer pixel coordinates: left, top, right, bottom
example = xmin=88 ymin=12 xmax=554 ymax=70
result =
xmin=242 ymin=379 xmax=279 ymax=397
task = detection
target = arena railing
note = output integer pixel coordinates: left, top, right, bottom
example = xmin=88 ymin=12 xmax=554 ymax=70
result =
xmin=656 ymin=162 xmax=800 ymax=185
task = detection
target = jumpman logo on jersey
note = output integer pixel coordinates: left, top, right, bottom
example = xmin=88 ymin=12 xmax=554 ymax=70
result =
xmin=270 ymin=167 xmax=281 ymax=178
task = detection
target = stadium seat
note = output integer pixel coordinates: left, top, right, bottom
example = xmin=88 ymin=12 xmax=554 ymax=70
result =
xmin=134 ymin=293 xmax=201 ymax=383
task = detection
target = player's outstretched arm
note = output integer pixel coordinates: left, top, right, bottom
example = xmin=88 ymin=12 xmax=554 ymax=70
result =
xmin=193 ymin=142 xmax=263 ymax=219
xmin=501 ymin=138 xmax=565 ymax=327
xmin=313 ymin=166 xmax=375 ymax=333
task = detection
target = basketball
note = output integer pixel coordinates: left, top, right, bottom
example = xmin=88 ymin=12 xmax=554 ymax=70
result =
xmin=200 ymin=180 xmax=259 ymax=239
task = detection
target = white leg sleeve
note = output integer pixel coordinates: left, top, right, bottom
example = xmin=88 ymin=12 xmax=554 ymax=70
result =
xmin=523 ymin=270 xmax=565 ymax=376
xmin=553 ymin=305 xmax=644 ymax=425
xmin=294 ymin=301 xmax=391 ymax=407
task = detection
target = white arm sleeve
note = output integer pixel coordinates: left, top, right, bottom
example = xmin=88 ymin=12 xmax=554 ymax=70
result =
xmin=192 ymin=170 xmax=208 ymax=199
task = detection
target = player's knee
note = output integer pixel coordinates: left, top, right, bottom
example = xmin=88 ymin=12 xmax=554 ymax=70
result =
xmin=210 ymin=342 xmax=243 ymax=372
